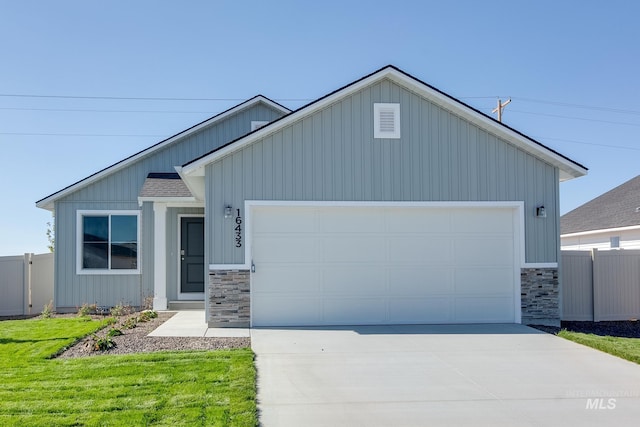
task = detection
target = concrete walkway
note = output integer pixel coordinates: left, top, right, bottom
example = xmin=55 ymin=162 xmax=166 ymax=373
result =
xmin=148 ymin=310 xmax=250 ymax=337
xmin=252 ymin=324 xmax=640 ymax=427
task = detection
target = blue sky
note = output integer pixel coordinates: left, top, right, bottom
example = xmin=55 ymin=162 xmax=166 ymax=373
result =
xmin=1 ymin=1 xmax=639 ymax=255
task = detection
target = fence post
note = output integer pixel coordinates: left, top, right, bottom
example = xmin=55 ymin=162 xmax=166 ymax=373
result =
xmin=591 ymin=248 xmax=598 ymax=322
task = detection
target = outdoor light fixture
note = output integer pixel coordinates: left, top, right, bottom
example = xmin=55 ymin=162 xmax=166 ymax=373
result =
xmin=224 ymin=205 xmax=232 ymax=218
xmin=536 ymin=205 xmax=547 ymax=218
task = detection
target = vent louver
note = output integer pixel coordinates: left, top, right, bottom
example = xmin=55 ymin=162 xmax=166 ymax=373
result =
xmin=374 ymin=103 xmax=400 ymax=139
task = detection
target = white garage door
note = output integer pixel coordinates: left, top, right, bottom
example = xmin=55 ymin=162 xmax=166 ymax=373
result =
xmin=250 ymin=204 xmax=519 ymax=326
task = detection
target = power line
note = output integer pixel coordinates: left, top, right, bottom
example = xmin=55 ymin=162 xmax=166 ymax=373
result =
xmin=0 ymin=107 xmax=221 ymax=114
xmin=509 ymin=109 xmax=640 ymax=127
xmin=0 ymin=132 xmax=164 ymax=137
xmin=0 ymin=93 xmax=313 ymax=102
xmin=534 ymin=135 xmax=640 ymax=151
xmin=513 ymin=96 xmax=640 ymax=116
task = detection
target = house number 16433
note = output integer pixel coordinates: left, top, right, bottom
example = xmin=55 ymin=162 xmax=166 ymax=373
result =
xmin=235 ymin=209 xmax=242 ymax=248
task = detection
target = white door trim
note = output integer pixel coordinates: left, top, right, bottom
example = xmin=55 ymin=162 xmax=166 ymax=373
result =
xmin=177 ymin=214 xmax=205 ymax=301
xmin=245 ymin=200 xmax=525 ymax=326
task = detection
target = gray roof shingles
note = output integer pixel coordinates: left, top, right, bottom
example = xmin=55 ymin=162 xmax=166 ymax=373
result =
xmin=561 ymin=174 xmax=640 ymax=235
xmin=139 ymin=173 xmax=193 ymax=198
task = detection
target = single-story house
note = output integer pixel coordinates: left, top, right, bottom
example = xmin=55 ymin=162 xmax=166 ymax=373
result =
xmin=37 ymin=65 xmax=587 ymax=327
xmin=561 ymin=174 xmax=640 ymax=250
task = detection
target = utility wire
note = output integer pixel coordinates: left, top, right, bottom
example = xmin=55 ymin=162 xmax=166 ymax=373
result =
xmin=0 ymin=93 xmax=312 ymax=102
xmin=0 ymin=107 xmax=221 ymax=114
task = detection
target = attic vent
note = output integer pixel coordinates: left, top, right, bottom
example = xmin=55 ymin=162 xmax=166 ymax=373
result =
xmin=374 ymin=103 xmax=400 ymax=139
xmin=251 ymin=120 xmax=269 ymax=131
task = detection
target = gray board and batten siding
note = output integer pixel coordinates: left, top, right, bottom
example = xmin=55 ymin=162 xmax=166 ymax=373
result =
xmin=52 ymin=102 xmax=286 ymax=310
xmin=207 ymin=78 xmax=560 ymax=265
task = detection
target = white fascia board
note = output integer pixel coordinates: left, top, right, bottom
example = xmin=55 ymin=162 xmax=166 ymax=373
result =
xmin=561 ymin=224 xmax=640 ymax=238
xmin=36 ymin=96 xmax=289 ymax=210
xmin=175 ymin=166 xmax=205 ymax=200
xmin=182 ymin=67 xmax=586 ymax=182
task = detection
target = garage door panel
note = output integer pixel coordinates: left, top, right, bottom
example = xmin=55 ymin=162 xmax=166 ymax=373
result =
xmin=251 ymin=205 xmax=519 ymax=326
xmin=252 ymin=296 xmax=322 ymax=326
xmin=322 ymin=236 xmax=386 ymax=263
xmin=254 ymin=236 xmax=318 ymax=263
xmin=323 ymin=298 xmax=386 ymax=324
xmin=253 ymin=208 xmax=317 ymax=233
xmin=322 ymin=267 xmax=387 ymax=295
xmin=389 ymin=298 xmax=454 ymax=323
xmin=452 ymin=209 xmax=513 ymax=233
xmin=252 ymin=266 xmax=321 ymax=294
xmin=455 ymin=297 xmax=514 ymax=323
xmin=386 ymin=209 xmax=452 ymax=233
xmin=454 ymin=268 xmax=514 ymax=294
xmin=391 ymin=268 xmax=453 ymax=295
xmin=388 ymin=237 xmax=452 ymax=265
xmin=454 ymin=238 xmax=514 ymax=266
xmin=319 ymin=209 xmax=385 ymax=233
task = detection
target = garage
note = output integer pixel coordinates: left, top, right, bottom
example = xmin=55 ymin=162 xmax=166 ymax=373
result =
xmin=250 ymin=203 xmax=521 ymax=327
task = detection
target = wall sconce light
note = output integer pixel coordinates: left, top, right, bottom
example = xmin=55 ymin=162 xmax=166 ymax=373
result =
xmin=224 ymin=205 xmax=232 ymax=218
xmin=536 ymin=205 xmax=547 ymax=218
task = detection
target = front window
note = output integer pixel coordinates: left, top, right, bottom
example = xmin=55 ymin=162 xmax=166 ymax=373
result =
xmin=77 ymin=211 xmax=139 ymax=274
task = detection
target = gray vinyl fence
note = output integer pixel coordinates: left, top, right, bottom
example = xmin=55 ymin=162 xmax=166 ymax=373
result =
xmin=562 ymin=249 xmax=640 ymax=321
xmin=0 ymin=253 xmax=54 ymax=317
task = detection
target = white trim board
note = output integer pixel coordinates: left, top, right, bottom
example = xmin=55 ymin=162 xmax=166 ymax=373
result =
xmin=75 ymin=209 xmax=141 ymax=275
xmin=561 ymin=224 xmax=640 ymax=238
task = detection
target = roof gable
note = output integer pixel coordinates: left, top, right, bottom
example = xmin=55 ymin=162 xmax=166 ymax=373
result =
xmin=561 ymin=174 xmax=640 ymax=235
xmin=181 ymin=65 xmax=587 ymax=182
xmin=36 ymin=95 xmax=290 ymax=210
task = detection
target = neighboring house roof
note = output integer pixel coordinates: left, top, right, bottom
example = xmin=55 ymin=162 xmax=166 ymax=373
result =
xmin=35 ymin=95 xmax=290 ymax=211
xmin=180 ymin=65 xmax=587 ymax=183
xmin=139 ymin=173 xmax=193 ymax=198
xmin=561 ymin=174 xmax=640 ymax=235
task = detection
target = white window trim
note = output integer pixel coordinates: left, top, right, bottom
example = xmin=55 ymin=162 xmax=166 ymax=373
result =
xmin=374 ymin=103 xmax=400 ymax=139
xmin=251 ymin=120 xmax=270 ymax=131
xmin=76 ymin=210 xmax=141 ymax=275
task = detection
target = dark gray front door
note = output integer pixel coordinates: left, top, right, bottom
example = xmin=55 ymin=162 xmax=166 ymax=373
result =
xmin=180 ymin=217 xmax=204 ymax=294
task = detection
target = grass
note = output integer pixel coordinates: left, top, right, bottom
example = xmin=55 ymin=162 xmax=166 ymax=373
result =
xmin=558 ymin=330 xmax=640 ymax=365
xmin=0 ymin=317 xmax=257 ymax=426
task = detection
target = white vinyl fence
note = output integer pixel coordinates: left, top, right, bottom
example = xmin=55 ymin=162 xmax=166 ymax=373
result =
xmin=562 ymin=249 xmax=640 ymax=321
xmin=0 ymin=253 xmax=54 ymax=316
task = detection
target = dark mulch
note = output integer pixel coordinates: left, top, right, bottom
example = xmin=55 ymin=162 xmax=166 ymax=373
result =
xmin=530 ymin=320 xmax=640 ymax=338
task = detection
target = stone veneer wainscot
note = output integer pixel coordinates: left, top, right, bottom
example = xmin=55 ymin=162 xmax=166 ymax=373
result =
xmin=208 ymin=269 xmax=250 ymax=328
xmin=521 ymin=268 xmax=560 ymax=327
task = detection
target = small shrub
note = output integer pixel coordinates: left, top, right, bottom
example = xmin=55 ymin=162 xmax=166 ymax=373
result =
xmin=104 ymin=317 xmax=117 ymax=326
xmin=92 ymin=335 xmax=116 ymax=351
xmin=110 ymin=303 xmax=135 ymax=317
xmin=137 ymin=310 xmax=158 ymax=322
xmin=77 ymin=303 xmax=96 ymax=317
xmin=142 ymin=295 xmax=154 ymax=311
xmin=122 ymin=317 xmax=137 ymax=329
xmin=41 ymin=300 xmax=54 ymax=318
xmin=107 ymin=328 xmax=123 ymax=337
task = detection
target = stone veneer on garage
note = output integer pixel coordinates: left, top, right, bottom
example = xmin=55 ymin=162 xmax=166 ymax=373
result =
xmin=208 ymin=267 xmax=561 ymax=328
xmin=208 ymin=269 xmax=250 ymax=328
xmin=521 ymin=268 xmax=560 ymax=327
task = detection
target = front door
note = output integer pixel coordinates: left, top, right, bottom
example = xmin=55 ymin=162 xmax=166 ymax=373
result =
xmin=180 ymin=217 xmax=204 ymax=296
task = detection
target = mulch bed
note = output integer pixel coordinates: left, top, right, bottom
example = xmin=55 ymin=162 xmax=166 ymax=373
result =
xmin=530 ymin=320 xmax=640 ymax=338
xmin=56 ymin=311 xmax=250 ymax=358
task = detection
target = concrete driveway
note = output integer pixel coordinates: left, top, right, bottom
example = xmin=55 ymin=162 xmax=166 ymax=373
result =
xmin=251 ymin=324 xmax=640 ymax=426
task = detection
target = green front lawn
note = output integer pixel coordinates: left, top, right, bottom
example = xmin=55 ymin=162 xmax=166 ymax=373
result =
xmin=0 ymin=317 xmax=256 ymax=426
xmin=558 ymin=330 xmax=640 ymax=365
